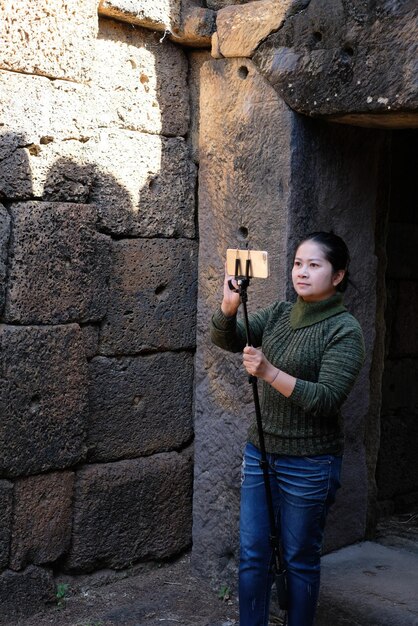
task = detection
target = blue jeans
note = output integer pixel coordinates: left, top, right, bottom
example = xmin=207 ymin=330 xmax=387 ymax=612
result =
xmin=239 ymin=442 xmax=342 ymax=626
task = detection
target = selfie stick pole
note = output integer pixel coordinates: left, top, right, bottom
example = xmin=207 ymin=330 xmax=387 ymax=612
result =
xmin=230 ymin=258 xmax=288 ymax=613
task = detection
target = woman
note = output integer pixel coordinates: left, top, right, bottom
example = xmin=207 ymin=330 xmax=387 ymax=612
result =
xmin=210 ymin=232 xmax=365 ymax=626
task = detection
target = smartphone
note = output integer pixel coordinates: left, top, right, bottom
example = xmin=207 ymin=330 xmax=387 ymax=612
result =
xmin=226 ymin=249 xmax=269 ymax=279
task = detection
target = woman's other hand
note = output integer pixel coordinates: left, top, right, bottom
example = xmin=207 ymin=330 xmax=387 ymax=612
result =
xmin=243 ymin=346 xmax=276 ymax=382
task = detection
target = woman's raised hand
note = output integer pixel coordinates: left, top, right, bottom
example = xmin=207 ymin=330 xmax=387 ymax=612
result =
xmin=221 ymin=264 xmax=241 ymax=317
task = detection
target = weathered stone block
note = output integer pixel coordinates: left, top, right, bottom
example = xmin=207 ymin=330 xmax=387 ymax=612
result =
xmin=0 ymin=135 xmax=92 ymax=202
xmin=0 ymin=205 xmax=10 ymax=316
xmin=0 ymin=566 xmax=55 ymax=624
xmin=0 ymin=71 xmax=95 ymax=146
xmin=88 ymin=352 xmax=194 ymax=462
xmin=0 ymin=324 xmax=88 ymax=477
xmin=10 ymin=472 xmax=74 ymax=571
xmin=81 ymin=324 xmax=100 ymax=359
xmin=253 ymin=0 xmax=418 ymax=127
xmin=99 ymin=0 xmax=215 ymax=47
xmin=0 ymin=481 xmax=13 ymax=571
xmin=67 ymin=452 xmax=193 ymax=571
xmin=0 ymin=131 xmax=196 ymax=237
xmin=0 ymin=76 xmax=94 ymax=201
xmin=0 ymin=0 xmax=98 ymax=82
xmin=93 ymin=134 xmax=196 ymax=238
xmin=94 ymin=19 xmax=189 ymax=137
xmin=98 ymin=0 xmax=181 ymax=33
xmin=5 ymin=202 xmax=111 ymax=325
xmin=0 ymin=131 xmax=33 ymax=200
xmin=171 ymin=4 xmax=216 ymax=48
xmin=100 ymin=239 xmax=198 ymax=355
xmin=216 ymin=0 xmax=307 ymax=58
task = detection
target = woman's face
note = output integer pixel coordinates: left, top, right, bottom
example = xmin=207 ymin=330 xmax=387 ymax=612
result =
xmin=292 ymin=240 xmax=344 ymax=302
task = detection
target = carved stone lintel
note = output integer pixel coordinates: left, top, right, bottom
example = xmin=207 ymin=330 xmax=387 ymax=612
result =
xmin=253 ymin=0 xmax=418 ymax=127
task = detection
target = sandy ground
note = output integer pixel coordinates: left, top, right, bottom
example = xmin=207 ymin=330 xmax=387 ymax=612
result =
xmin=14 ymin=554 xmax=240 ymax=626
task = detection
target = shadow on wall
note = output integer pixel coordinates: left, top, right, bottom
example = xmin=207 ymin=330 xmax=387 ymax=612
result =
xmin=0 ymin=146 xmax=195 ymax=606
xmin=0 ymin=131 xmax=128 ymax=484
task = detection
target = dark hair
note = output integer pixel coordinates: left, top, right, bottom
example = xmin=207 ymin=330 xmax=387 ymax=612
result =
xmin=296 ymin=231 xmax=350 ymax=292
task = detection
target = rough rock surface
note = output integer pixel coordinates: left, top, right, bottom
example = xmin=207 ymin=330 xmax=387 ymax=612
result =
xmin=10 ymin=472 xmax=75 ymax=571
xmin=0 ymin=324 xmax=88 ymax=477
xmin=0 ymin=205 xmax=10 ymax=316
xmin=172 ymin=6 xmax=216 ymax=47
xmin=67 ymin=452 xmax=193 ymax=571
xmin=253 ymin=0 xmax=418 ymax=127
xmin=98 ymin=0 xmax=181 ymax=33
xmin=87 ymin=352 xmax=194 ymax=462
xmin=80 ymin=324 xmax=100 ymax=359
xmin=0 ymin=481 xmax=13 ymax=571
xmin=95 ymin=19 xmax=190 ymax=137
xmin=0 ymin=19 xmax=189 ymax=141
xmin=5 ymin=202 xmax=111 ymax=325
xmin=0 ymin=0 xmax=98 ymax=82
xmin=0 ymin=566 xmax=55 ymax=624
xmin=99 ymin=0 xmax=216 ymax=47
xmin=95 ymin=135 xmax=196 ymax=238
xmin=216 ymin=0 xmax=309 ymax=58
xmin=100 ymin=238 xmax=198 ymax=355
xmin=0 ymin=71 xmax=94 ymax=148
xmin=0 ymin=131 xmax=196 ymax=238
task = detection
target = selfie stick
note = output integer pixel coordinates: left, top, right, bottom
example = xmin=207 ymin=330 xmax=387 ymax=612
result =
xmin=229 ymin=257 xmax=288 ymax=613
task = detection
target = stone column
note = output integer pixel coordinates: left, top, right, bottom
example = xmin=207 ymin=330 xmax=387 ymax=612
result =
xmin=193 ymin=56 xmax=294 ymax=582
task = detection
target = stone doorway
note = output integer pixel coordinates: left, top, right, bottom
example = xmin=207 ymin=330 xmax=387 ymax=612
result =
xmin=376 ymin=129 xmax=418 ymax=517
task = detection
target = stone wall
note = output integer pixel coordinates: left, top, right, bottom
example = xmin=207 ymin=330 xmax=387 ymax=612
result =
xmin=0 ymin=1 xmax=197 ymax=620
xmin=1 ymin=0 xmax=417 ymax=618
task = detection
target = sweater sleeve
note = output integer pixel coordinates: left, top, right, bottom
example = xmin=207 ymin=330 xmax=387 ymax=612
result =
xmin=210 ymin=303 xmax=277 ymax=353
xmin=289 ymin=319 xmax=366 ymax=417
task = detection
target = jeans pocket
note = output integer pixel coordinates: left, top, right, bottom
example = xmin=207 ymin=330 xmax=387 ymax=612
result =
xmin=303 ymin=455 xmax=332 ymax=465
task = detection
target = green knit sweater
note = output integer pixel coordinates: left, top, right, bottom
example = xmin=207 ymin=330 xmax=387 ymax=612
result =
xmin=211 ymin=293 xmax=365 ymax=456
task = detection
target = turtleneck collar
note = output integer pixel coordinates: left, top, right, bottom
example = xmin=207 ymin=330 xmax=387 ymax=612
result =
xmin=289 ymin=293 xmax=347 ymax=330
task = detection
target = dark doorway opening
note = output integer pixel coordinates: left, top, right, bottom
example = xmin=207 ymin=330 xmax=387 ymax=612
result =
xmin=376 ymin=129 xmax=418 ymax=516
